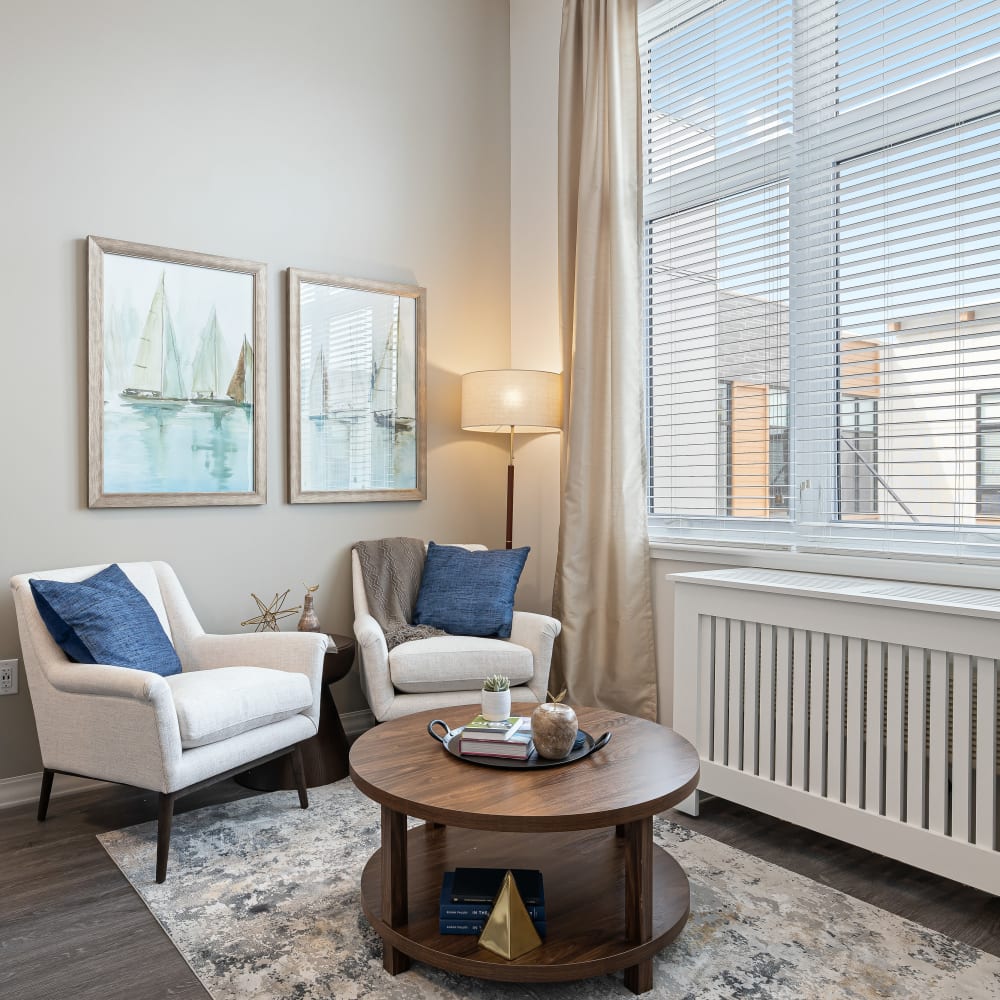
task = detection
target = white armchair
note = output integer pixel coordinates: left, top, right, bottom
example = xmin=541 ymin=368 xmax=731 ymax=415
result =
xmin=10 ymin=561 xmax=328 ymax=882
xmin=351 ymin=544 xmax=561 ymax=722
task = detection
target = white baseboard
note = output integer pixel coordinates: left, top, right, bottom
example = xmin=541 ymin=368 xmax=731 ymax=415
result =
xmin=341 ymin=708 xmax=376 ymax=738
xmin=0 ymin=771 xmax=102 ymax=810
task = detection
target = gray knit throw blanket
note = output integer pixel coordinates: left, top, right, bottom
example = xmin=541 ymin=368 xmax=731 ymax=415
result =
xmin=354 ymin=537 xmax=447 ymax=650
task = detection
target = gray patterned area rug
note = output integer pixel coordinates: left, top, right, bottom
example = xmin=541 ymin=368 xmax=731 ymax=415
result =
xmin=98 ymin=781 xmax=1000 ymax=1000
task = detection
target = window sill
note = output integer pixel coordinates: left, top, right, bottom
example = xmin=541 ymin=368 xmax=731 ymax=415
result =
xmin=649 ymin=538 xmax=1000 ymax=590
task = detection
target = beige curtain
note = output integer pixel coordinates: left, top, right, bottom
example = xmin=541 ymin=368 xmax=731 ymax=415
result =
xmin=551 ymin=0 xmax=657 ymax=720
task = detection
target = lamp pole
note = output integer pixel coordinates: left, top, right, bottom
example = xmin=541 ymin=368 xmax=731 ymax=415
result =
xmin=459 ymin=369 xmax=562 ymax=551
xmin=506 ymin=426 xmax=515 ymax=549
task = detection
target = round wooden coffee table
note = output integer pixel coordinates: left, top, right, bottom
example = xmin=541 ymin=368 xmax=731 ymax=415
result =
xmin=349 ymin=704 xmax=699 ymax=995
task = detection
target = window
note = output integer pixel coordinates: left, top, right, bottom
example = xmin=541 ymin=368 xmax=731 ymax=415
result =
xmin=838 ymin=396 xmax=877 ymax=518
xmin=768 ymin=387 xmax=789 ymax=512
xmin=978 ymin=392 xmax=1000 ymax=518
xmin=641 ymin=0 xmax=1000 ymax=559
xmin=720 ymin=381 xmax=789 ymax=516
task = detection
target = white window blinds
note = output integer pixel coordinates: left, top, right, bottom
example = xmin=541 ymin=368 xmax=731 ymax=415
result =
xmin=641 ymin=0 xmax=1000 ymax=560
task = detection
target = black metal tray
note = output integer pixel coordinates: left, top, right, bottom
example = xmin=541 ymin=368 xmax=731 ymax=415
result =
xmin=427 ymin=720 xmax=611 ymax=769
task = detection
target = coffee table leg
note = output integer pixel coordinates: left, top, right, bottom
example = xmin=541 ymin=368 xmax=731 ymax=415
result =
xmin=623 ymin=815 xmax=654 ymax=994
xmin=381 ymin=806 xmax=410 ymax=974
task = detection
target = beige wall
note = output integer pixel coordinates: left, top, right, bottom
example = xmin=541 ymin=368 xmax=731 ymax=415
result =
xmin=509 ymin=0 xmax=562 ymax=614
xmin=0 ymin=0 xmax=512 ymax=779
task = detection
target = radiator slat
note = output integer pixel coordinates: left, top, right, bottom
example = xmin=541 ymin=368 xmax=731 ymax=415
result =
xmin=775 ymin=627 xmax=792 ymax=785
xmin=792 ymin=629 xmax=809 ymax=791
xmin=743 ymin=622 xmax=759 ymax=775
xmin=884 ymin=643 xmax=906 ymax=822
xmin=809 ymin=631 xmax=827 ymax=797
xmin=697 ymin=615 xmax=715 ymax=758
xmin=906 ymin=649 xmax=928 ymax=829
xmin=759 ymin=625 xmax=775 ymax=781
xmin=976 ymin=658 xmax=997 ymax=849
xmin=827 ymin=634 xmax=846 ymax=804
xmin=728 ymin=619 xmax=743 ymax=770
xmin=865 ymin=640 xmax=885 ymax=816
xmin=928 ymin=650 xmax=949 ymax=835
xmin=951 ymin=654 xmax=973 ymax=842
xmin=846 ymin=637 xmax=865 ymax=809
xmin=713 ymin=617 xmax=728 ymax=764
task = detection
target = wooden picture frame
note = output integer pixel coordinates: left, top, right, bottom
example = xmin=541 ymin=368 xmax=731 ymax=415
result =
xmin=88 ymin=236 xmax=267 ymax=507
xmin=288 ymin=269 xmax=426 ymax=503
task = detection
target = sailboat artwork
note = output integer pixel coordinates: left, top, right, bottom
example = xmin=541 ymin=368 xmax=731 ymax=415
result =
xmin=120 ymin=274 xmax=187 ymax=406
xmin=290 ymin=269 xmax=425 ymax=503
xmin=224 ymin=336 xmax=254 ymax=408
xmin=190 ymin=309 xmax=253 ymax=408
xmin=89 ymin=237 xmax=264 ymax=506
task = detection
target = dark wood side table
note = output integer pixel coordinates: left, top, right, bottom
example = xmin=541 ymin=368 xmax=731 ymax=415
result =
xmin=237 ymin=633 xmax=356 ymax=791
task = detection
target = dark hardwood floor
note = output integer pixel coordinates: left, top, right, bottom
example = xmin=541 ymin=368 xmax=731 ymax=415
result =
xmin=0 ymin=778 xmax=259 ymax=1000
xmin=0 ymin=778 xmax=996 ymax=999
xmin=671 ymin=795 xmax=1000 ymax=958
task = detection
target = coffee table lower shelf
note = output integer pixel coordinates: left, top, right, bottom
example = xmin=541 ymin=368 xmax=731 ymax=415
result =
xmin=360 ymin=824 xmax=690 ymax=986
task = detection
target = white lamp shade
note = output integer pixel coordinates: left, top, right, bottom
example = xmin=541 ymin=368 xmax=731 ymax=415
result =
xmin=461 ymin=369 xmax=563 ymax=433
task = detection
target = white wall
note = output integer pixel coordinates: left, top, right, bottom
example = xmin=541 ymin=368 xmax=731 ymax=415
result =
xmin=509 ymin=0 xmax=562 ymax=614
xmin=0 ymin=0 xmax=512 ymax=779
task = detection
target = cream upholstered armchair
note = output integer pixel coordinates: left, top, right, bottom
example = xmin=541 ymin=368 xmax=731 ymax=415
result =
xmin=10 ymin=561 xmax=328 ymax=882
xmin=351 ymin=543 xmax=561 ymax=722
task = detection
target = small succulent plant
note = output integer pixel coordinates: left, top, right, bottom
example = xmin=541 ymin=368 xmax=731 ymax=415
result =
xmin=482 ymin=673 xmax=510 ymax=693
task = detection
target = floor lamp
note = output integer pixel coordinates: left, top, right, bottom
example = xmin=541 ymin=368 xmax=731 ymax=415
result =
xmin=461 ymin=369 xmax=562 ymax=549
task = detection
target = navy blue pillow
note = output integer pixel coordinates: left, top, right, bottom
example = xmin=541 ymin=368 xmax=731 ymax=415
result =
xmin=30 ymin=564 xmax=182 ymax=677
xmin=413 ymin=543 xmax=529 ymax=639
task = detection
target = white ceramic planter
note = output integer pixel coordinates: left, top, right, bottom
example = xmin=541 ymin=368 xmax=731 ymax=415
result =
xmin=480 ymin=688 xmax=512 ymax=722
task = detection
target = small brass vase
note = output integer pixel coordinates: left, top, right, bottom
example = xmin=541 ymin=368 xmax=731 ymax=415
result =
xmin=297 ymin=593 xmax=321 ymax=632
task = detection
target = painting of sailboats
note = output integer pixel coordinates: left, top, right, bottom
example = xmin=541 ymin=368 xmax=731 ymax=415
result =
xmin=88 ymin=236 xmax=266 ymax=507
xmin=120 ymin=273 xmax=188 ymax=406
xmin=289 ymin=269 xmax=426 ymax=502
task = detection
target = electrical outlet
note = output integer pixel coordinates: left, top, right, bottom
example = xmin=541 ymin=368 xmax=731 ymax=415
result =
xmin=0 ymin=659 xmax=18 ymax=695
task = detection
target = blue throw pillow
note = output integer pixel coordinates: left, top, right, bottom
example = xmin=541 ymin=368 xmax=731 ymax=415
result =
xmin=30 ymin=564 xmax=182 ymax=677
xmin=413 ymin=543 xmax=530 ymax=639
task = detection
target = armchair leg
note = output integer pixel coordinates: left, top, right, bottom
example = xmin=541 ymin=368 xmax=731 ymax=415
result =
xmin=37 ymin=768 xmax=55 ymax=822
xmin=156 ymin=792 xmax=177 ymax=884
xmin=290 ymin=745 xmax=309 ymax=810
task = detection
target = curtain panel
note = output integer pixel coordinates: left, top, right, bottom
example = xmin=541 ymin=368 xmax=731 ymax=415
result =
xmin=552 ymin=0 xmax=657 ymax=720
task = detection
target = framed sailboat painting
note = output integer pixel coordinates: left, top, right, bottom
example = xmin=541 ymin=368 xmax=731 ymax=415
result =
xmin=88 ymin=236 xmax=267 ymax=507
xmin=288 ymin=269 xmax=426 ymax=502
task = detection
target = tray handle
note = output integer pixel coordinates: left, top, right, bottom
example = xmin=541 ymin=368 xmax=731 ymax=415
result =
xmin=428 ymin=719 xmax=452 ymax=743
xmin=588 ymin=731 xmax=612 ymax=756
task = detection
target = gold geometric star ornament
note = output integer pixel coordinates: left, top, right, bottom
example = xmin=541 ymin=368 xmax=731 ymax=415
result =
xmin=240 ymin=590 xmax=301 ymax=632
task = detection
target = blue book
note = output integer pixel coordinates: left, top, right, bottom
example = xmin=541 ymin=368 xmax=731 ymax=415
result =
xmin=439 ymin=871 xmax=545 ymax=920
xmin=448 ymin=867 xmax=545 ymax=906
xmin=439 ymin=918 xmax=547 ymax=937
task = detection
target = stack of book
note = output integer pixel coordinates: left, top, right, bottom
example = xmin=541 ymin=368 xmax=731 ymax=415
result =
xmin=459 ymin=714 xmax=534 ymax=760
xmin=438 ymin=867 xmax=546 ymax=936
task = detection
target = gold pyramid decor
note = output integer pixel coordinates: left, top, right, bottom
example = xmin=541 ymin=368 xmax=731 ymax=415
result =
xmin=477 ymin=870 xmax=542 ymax=960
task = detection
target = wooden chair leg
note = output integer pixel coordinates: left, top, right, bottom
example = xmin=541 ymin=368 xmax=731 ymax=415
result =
xmin=156 ymin=792 xmax=176 ymax=884
xmin=290 ymin=744 xmax=309 ymax=809
xmin=37 ymin=768 xmax=55 ymax=822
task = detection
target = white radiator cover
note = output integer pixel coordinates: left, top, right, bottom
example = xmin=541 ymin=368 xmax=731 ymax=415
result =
xmin=672 ymin=568 xmax=999 ymax=896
